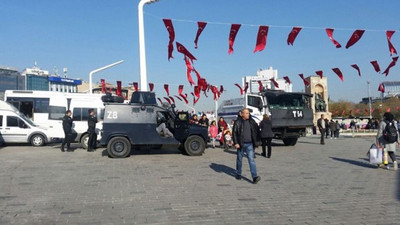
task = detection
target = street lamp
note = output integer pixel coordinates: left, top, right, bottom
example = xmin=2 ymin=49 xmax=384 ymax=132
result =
xmin=367 ymin=81 xmax=372 ymax=119
xmin=89 ymin=60 xmax=124 ymax=94
xmin=138 ymin=0 xmax=160 ymax=92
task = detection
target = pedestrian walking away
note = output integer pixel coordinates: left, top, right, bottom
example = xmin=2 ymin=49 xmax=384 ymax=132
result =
xmin=61 ymin=110 xmax=73 ymax=152
xmin=259 ymin=114 xmax=273 ymax=158
xmin=317 ymin=114 xmax=326 ymax=145
xmin=87 ymin=109 xmax=98 ymax=152
xmin=376 ymin=112 xmax=398 ymax=171
xmin=233 ymin=108 xmax=261 ymax=184
xmin=329 ymin=119 xmax=336 ymax=139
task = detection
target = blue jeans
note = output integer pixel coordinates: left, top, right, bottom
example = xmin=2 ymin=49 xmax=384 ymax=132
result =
xmin=236 ymin=143 xmax=258 ymax=178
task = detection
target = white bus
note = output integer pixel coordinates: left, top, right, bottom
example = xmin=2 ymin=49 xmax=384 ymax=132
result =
xmin=4 ymin=90 xmax=105 ymax=149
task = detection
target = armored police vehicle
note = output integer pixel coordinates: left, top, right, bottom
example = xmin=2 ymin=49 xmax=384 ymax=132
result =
xmin=100 ymin=91 xmax=208 ymax=158
xmin=219 ymin=89 xmax=313 ymax=146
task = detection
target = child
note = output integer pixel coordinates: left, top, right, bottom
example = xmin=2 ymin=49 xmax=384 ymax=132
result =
xmin=209 ymin=121 xmax=218 ymax=148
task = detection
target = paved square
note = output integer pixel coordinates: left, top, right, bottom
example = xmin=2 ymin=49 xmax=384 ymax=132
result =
xmin=0 ymin=136 xmax=399 ymax=224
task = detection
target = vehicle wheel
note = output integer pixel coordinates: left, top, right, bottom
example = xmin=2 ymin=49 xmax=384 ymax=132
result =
xmin=184 ymin=135 xmax=205 ymax=156
xmin=107 ymin=137 xmax=131 ymax=158
xmin=283 ymin=137 xmax=298 ymax=146
xmin=80 ymin=133 xmax=89 ymax=149
xmin=31 ymin=134 xmax=45 ymax=147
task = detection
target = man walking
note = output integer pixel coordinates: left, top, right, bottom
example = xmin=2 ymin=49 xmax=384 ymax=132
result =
xmin=61 ymin=110 xmax=73 ymax=152
xmin=87 ymin=109 xmax=98 ymax=152
xmin=317 ymin=114 xmax=326 ymax=145
xmin=233 ymin=108 xmax=261 ymax=184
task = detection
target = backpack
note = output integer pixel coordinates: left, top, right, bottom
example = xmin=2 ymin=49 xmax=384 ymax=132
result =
xmin=383 ymin=120 xmax=398 ymax=143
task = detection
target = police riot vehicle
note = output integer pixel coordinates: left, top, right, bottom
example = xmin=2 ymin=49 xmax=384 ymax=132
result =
xmin=218 ymin=89 xmax=313 ymax=146
xmin=100 ymin=91 xmax=208 ymax=158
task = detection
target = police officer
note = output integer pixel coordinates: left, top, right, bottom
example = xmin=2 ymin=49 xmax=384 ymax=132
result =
xmin=61 ymin=110 xmax=73 ymax=152
xmin=87 ymin=109 xmax=98 ymax=152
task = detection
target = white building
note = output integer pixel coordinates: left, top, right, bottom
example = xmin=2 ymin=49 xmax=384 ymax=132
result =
xmin=242 ymin=67 xmax=292 ymax=93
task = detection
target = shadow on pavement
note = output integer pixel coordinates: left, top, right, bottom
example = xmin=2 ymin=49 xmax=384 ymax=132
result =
xmin=209 ymin=163 xmax=252 ymax=183
xmin=398 ymin=167 xmax=400 ymax=201
xmin=330 ymin=157 xmax=377 ymax=169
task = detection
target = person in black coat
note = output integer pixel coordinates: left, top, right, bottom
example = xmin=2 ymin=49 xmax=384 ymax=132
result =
xmin=61 ymin=110 xmax=73 ymax=152
xmin=232 ymin=108 xmax=261 ymax=184
xmin=259 ymin=114 xmax=273 ymax=158
xmin=317 ymin=114 xmax=326 ymax=145
xmin=87 ymin=109 xmax=98 ymax=152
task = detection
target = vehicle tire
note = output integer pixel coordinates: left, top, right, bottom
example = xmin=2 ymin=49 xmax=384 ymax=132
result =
xmin=80 ymin=133 xmax=89 ymax=149
xmin=184 ymin=135 xmax=205 ymax=156
xmin=107 ymin=137 xmax=131 ymax=158
xmin=31 ymin=134 xmax=45 ymax=147
xmin=283 ymin=137 xmax=298 ymax=146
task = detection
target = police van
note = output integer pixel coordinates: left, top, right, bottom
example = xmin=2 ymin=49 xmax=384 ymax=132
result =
xmin=100 ymin=91 xmax=209 ymax=158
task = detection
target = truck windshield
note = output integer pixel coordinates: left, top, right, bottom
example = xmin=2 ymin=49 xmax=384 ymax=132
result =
xmin=266 ymin=93 xmax=310 ymax=110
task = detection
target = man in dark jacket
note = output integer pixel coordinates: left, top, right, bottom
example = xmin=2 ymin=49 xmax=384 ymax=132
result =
xmin=317 ymin=114 xmax=325 ymax=145
xmin=87 ymin=109 xmax=98 ymax=152
xmin=233 ymin=108 xmax=261 ymax=184
xmin=259 ymin=114 xmax=273 ymax=158
xmin=61 ymin=110 xmax=73 ymax=152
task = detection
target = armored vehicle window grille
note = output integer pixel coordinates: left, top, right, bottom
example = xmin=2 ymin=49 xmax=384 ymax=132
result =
xmin=146 ymin=108 xmax=154 ymax=113
xmin=266 ymin=94 xmax=308 ymax=110
xmin=132 ymin=108 xmax=140 ymax=113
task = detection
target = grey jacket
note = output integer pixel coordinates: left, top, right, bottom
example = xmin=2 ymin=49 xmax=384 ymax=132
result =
xmin=376 ymin=120 xmax=399 ymax=153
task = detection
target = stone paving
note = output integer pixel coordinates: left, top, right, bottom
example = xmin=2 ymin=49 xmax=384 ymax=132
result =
xmin=0 ymin=136 xmax=399 ymax=225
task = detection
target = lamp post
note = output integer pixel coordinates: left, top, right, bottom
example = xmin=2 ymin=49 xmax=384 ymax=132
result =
xmin=367 ymin=81 xmax=372 ymax=119
xmin=89 ymin=60 xmax=124 ymax=94
xmin=138 ymin=0 xmax=160 ymax=91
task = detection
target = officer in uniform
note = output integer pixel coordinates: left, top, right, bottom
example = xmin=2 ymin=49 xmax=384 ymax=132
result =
xmin=61 ymin=110 xmax=73 ymax=152
xmin=87 ymin=109 xmax=98 ymax=152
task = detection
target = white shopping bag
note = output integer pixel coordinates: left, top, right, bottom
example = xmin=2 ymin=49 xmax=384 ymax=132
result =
xmin=369 ymin=144 xmax=382 ymax=164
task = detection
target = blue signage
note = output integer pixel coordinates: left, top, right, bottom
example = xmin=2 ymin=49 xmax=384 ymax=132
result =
xmin=48 ymin=76 xmax=82 ymax=85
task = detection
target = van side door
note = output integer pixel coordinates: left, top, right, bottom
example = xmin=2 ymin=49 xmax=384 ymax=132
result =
xmin=3 ymin=115 xmax=30 ymax=143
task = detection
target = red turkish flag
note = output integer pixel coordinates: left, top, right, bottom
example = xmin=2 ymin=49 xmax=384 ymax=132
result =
xmin=257 ymin=80 xmax=263 ymax=92
xmin=234 ymin=83 xmax=244 ymax=95
xmin=197 ymin=78 xmax=207 ymax=92
xmin=193 ymin=68 xmax=201 ymax=80
xmin=164 ymin=84 xmax=170 ymax=96
xmin=211 ymin=86 xmax=219 ymax=100
xmin=283 ymin=76 xmax=291 ymax=84
xmin=315 ymin=70 xmax=323 ymax=79
xmin=157 ymin=98 xmax=163 ymax=105
xmin=184 ymin=57 xmax=196 ymax=86
xmin=228 ymin=24 xmax=241 ymax=55
xmin=178 ymin=85 xmax=184 ymax=95
xmin=364 ymin=109 xmax=368 ymax=115
xmin=270 ymin=78 xmax=279 ymax=88
xmin=169 ymin=96 xmax=175 ymax=104
xmin=326 ymin=28 xmax=342 ymax=48
xmin=332 ymin=68 xmax=344 ymax=82
xmin=345 ymin=30 xmax=365 ymax=49
xmin=378 ymin=83 xmax=385 ymax=93
xmin=244 ymin=82 xmax=249 ymax=93
xmin=163 ymin=97 xmax=171 ymax=104
xmin=253 ymin=25 xmax=269 ymax=53
xmin=174 ymin=95 xmax=182 ymax=101
xmin=383 ymin=56 xmax=399 ymax=76
xmin=386 ymin=30 xmax=397 ymax=56
xmin=194 ymin=86 xmax=200 ymax=98
xmin=371 ymin=108 xmax=376 ymax=114
xmin=101 ymin=79 xmax=106 ymax=93
xmin=148 ymin=83 xmax=154 ymax=92
xmin=220 ymin=85 xmax=224 ymax=94
xmin=386 ymin=107 xmax=391 ymax=112
xmin=116 ymin=81 xmax=122 ymax=96
xmin=180 ymin=94 xmax=189 ymax=104
xmin=133 ymin=82 xmax=138 ymax=91
xmin=299 ymin=74 xmax=310 ymax=86
xmin=334 ymin=110 xmax=338 ymax=116
xmin=341 ymin=109 xmax=346 ymax=116
xmin=370 ymin=61 xmax=381 ymax=73
xmin=176 ymin=42 xmax=197 ymax=62
xmin=396 ymin=106 xmax=400 ymax=111
xmin=194 ymin=22 xmax=207 ymax=49
xmin=287 ymin=27 xmax=302 ymax=45
xmin=355 ymin=109 xmax=360 ymax=114
xmin=162 ymin=19 xmax=175 ymax=61
xmin=350 ymin=64 xmax=361 ymax=77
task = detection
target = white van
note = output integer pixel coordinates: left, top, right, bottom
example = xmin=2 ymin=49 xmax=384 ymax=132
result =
xmin=0 ymin=100 xmax=49 ymax=146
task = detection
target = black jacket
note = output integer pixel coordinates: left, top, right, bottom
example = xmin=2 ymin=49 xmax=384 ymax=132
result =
xmin=87 ymin=115 xmax=98 ymax=133
xmin=62 ymin=115 xmax=73 ymax=134
xmin=233 ymin=117 xmax=260 ymax=148
xmin=317 ymin=118 xmax=325 ymax=131
xmin=259 ymin=119 xmax=273 ymax=138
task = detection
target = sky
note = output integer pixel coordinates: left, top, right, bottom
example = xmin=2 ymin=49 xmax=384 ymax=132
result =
xmin=0 ymin=0 xmax=399 ymax=112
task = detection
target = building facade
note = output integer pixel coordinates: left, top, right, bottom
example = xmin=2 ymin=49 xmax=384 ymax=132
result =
xmin=0 ymin=66 xmax=25 ymax=92
xmin=242 ymin=67 xmax=292 ymax=93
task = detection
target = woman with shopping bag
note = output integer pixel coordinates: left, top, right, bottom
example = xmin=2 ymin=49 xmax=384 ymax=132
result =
xmin=376 ymin=112 xmax=399 ymax=170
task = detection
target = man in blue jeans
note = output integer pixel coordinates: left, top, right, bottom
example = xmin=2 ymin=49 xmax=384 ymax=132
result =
xmin=233 ymin=108 xmax=261 ymax=184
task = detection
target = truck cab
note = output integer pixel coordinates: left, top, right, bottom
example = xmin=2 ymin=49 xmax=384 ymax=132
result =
xmin=246 ymin=90 xmax=313 ymax=146
xmin=100 ymin=91 xmax=208 ymax=158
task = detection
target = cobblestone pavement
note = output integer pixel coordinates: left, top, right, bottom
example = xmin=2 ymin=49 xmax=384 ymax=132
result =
xmin=0 ymin=136 xmax=399 ymax=225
